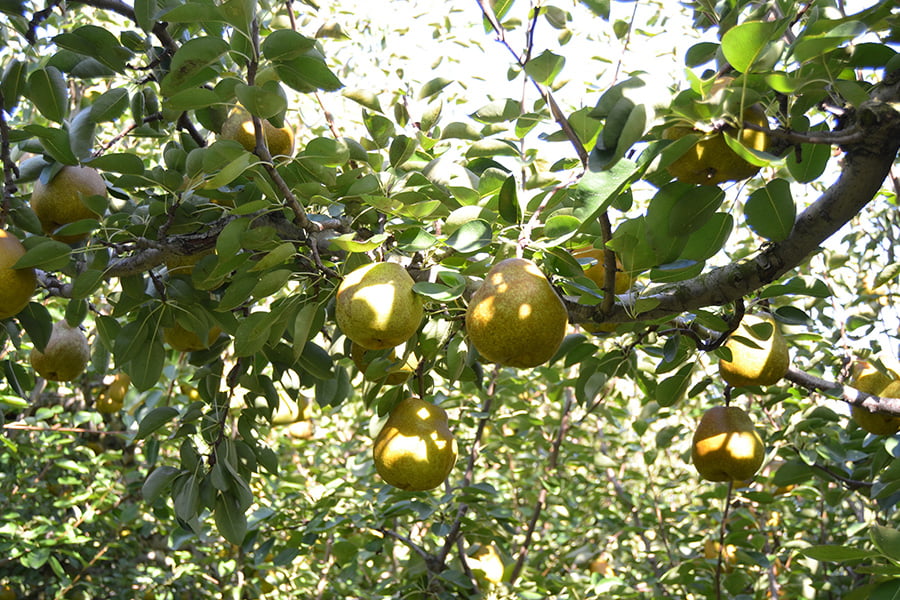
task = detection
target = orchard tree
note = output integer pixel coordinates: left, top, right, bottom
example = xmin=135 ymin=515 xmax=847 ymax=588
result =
xmin=1 ymin=0 xmax=900 ymax=598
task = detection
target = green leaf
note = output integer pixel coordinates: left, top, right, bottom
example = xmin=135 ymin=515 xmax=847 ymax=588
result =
xmin=328 ymin=233 xmax=389 ymax=253
xmin=571 ymin=158 xmax=637 ymax=233
xmin=786 ymin=123 xmax=832 ymax=183
xmin=215 ymin=493 xmax=248 ymax=545
xmin=342 ymin=89 xmax=382 ymax=112
xmin=133 ymin=0 xmax=156 ymax=32
xmin=1 ymin=59 xmax=27 ymax=111
xmin=872 ymin=525 xmax=900 ymax=563
xmin=173 ymin=473 xmax=200 ymax=522
xmin=136 ymin=406 xmax=180 ymax=439
xmin=160 ymin=37 xmax=229 ymax=96
xmin=163 ymin=87 xmax=221 ymax=112
xmin=142 ymin=466 xmax=181 ymax=503
xmin=745 ymin=179 xmax=796 ymax=242
xmin=444 ymin=220 xmax=492 ymax=254
xmin=389 ymin=135 xmax=416 ymax=168
xmin=88 ymin=88 xmax=129 ymax=122
xmin=306 ymin=137 xmax=351 ymax=167
xmin=681 ymin=213 xmax=733 ymax=262
xmin=275 ymin=56 xmax=343 ymax=93
xmin=261 ymin=30 xmax=317 ymax=60
xmin=800 ymin=545 xmax=880 ymax=562
xmin=53 ymin=25 xmax=130 ymax=73
xmin=544 ymin=214 xmax=581 ymax=244
xmin=524 ymin=50 xmax=565 ymax=86
xmin=497 ymin=175 xmax=520 ymax=224
xmin=26 ymin=66 xmax=68 ymax=122
xmin=86 ymin=152 xmax=145 ymax=175
xmin=419 ymin=77 xmax=453 ymax=100
xmin=668 ymin=185 xmax=724 ymax=236
xmin=15 ymin=239 xmax=71 ymax=270
xmin=656 ymin=363 xmax=693 ymax=407
xmin=721 ymin=20 xmax=783 ymax=73
xmin=760 ymin=276 xmax=831 ymax=299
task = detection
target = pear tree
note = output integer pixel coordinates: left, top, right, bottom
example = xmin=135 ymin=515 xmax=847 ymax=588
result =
xmin=1 ymin=0 xmax=900 ymax=597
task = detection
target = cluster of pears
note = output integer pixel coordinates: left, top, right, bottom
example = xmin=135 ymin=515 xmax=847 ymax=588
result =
xmin=691 ymin=314 xmax=790 ymax=483
xmin=847 ymin=360 xmax=900 ymax=436
xmin=335 ymin=261 xmax=457 ymax=491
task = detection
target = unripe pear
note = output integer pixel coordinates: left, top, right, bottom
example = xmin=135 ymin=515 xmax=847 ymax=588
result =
xmin=465 ymin=257 xmax=568 ymax=368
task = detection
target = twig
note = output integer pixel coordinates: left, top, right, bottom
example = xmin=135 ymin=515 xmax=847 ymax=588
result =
xmin=0 ymin=93 xmax=18 ymax=226
xmin=509 ymin=388 xmax=574 ymax=584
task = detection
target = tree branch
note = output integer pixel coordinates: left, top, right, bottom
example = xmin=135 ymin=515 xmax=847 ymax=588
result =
xmin=569 ymin=98 xmax=900 ymax=325
xmin=785 ymin=366 xmax=900 ymax=417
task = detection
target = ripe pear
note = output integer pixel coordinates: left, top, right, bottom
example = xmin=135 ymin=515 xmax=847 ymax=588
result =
xmin=718 ymin=314 xmax=790 ymax=388
xmin=271 ymin=395 xmax=312 ymax=425
xmin=851 ymin=376 xmax=900 ymax=436
xmin=335 ymin=262 xmax=423 ymax=350
xmin=465 ymin=257 xmax=568 ymax=368
xmin=703 ymin=539 xmax=737 ymax=572
xmin=220 ymin=107 xmax=294 ymax=157
xmin=572 ymin=246 xmax=632 ymax=294
xmin=372 ymin=397 xmax=458 ymax=491
xmin=691 ymin=405 xmax=765 ymax=482
xmin=287 ymin=420 xmax=315 ymax=439
xmin=30 ymin=320 xmax=91 ymax=382
xmin=96 ymin=372 xmax=130 ymax=413
xmin=163 ymin=322 xmax=222 ymax=352
xmin=30 ymin=166 xmax=107 ymax=243
xmin=350 ymin=341 xmax=416 ymax=385
xmin=664 ymin=106 xmax=768 ymax=186
xmin=0 ymin=229 xmax=37 ymax=320
xmin=468 ymin=543 xmax=506 ymax=584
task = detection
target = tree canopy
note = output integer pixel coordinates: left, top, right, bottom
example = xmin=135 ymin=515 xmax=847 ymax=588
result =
xmin=1 ymin=0 xmax=900 ymax=598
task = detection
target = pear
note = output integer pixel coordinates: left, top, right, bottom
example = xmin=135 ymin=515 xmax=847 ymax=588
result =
xmin=851 ymin=372 xmax=900 ymax=436
xmin=465 ymin=257 xmax=568 ymax=368
xmin=163 ymin=322 xmax=222 ymax=352
xmin=691 ymin=405 xmax=765 ymax=482
xmin=718 ymin=314 xmax=790 ymax=388
xmin=30 ymin=320 xmax=91 ymax=382
xmin=664 ymin=106 xmax=769 ymax=186
xmin=372 ymin=397 xmax=458 ymax=491
xmin=220 ymin=107 xmax=294 ymax=157
xmin=30 ymin=165 xmax=106 ymax=243
xmin=0 ymin=229 xmax=37 ymax=320
xmin=335 ymin=262 xmax=423 ymax=350
xmin=468 ymin=543 xmax=506 ymax=584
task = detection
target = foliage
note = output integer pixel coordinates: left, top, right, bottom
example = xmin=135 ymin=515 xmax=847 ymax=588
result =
xmin=0 ymin=0 xmax=899 ymax=598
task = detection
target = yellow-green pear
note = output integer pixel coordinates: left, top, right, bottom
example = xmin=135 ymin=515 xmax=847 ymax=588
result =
xmin=30 ymin=320 xmax=91 ymax=382
xmin=718 ymin=314 xmax=790 ymax=388
xmin=691 ymin=405 xmax=765 ymax=482
xmin=465 ymin=257 xmax=568 ymax=368
xmin=30 ymin=165 xmax=106 ymax=243
xmin=851 ymin=374 xmax=900 ymax=436
xmin=335 ymin=262 xmax=423 ymax=350
xmin=373 ymin=397 xmax=458 ymax=491
xmin=0 ymin=229 xmax=37 ymax=320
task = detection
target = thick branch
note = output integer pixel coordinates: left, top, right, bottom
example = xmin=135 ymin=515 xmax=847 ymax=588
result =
xmin=569 ymin=98 xmax=900 ymax=325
